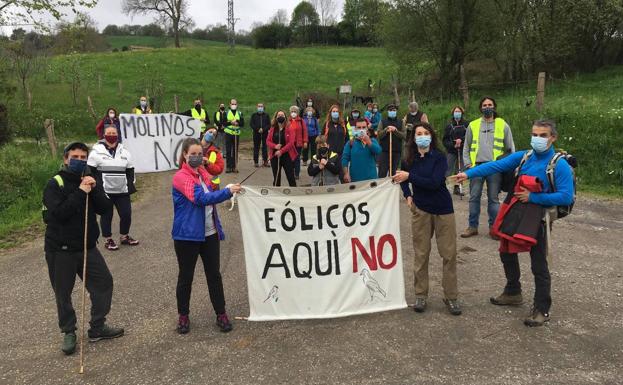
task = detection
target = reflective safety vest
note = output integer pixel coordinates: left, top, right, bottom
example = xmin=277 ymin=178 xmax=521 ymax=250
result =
xmin=468 ymin=117 xmax=506 ymax=165
xmin=191 ymin=108 xmax=207 ymax=133
xmin=224 ymin=110 xmax=241 ymax=135
xmin=346 ymin=120 xmax=354 ymax=139
xmin=207 ymin=151 xmax=220 ymax=186
xmin=133 ymin=107 xmax=151 ymax=114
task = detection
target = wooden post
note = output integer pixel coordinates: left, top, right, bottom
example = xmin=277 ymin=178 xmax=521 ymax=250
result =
xmin=98 ymin=74 xmax=102 ymax=92
xmin=27 ymin=88 xmax=32 ymax=111
xmin=174 ymin=94 xmax=179 ymax=113
xmin=87 ymin=96 xmax=97 ymax=121
xmin=44 ymin=119 xmax=57 ymax=158
xmin=118 ymin=80 xmax=123 ymax=95
xmin=536 ymin=72 xmax=546 ymax=112
xmin=459 ymin=64 xmax=469 ymax=110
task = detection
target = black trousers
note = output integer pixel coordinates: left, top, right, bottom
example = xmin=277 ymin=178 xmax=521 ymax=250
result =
xmin=45 ymin=248 xmax=113 ymax=333
xmin=270 ymin=154 xmax=297 ymax=187
xmin=378 ymin=151 xmax=401 ymax=177
xmin=225 ymin=133 xmax=240 ymax=170
xmin=100 ymin=194 xmax=132 ymax=238
xmin=253 ymin=130 xmax=268 ymax=164
xmin=499 ymin=224 xmax=551 ymax=313
xmin=174 ymin=234 xmax=226 ymax=316
xmin=302 ymin=136 xmax=318 ymax=163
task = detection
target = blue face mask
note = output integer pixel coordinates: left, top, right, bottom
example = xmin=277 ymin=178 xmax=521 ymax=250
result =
xmin=388 ymin=111 xmax=397 ymax=119
xmin=453 ymin=111 xmax=462 ymax=120
xmin=415 ymin=135 xmax=432 ymax=148
xmin=68 ymin=158 xmax=87 ymax=174
xmin=307 ymin=111 xmax=313 ymax=118
xmin=204 ymin=131 xmax=215 ymax=143
xmin=331 ymin=111 xmax=339 ymax=120
xmin=257 ymin=107 xmax=264 ymax=113
xmin=352 ymin=113 xmax=360 ymax=119
xmin=531 ymin=136 xmax=550 ymax=153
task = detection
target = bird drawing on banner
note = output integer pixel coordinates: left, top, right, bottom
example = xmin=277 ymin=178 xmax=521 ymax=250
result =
xmin=360 ymin=269 xmax=386 ymax=301
xmin=263 ymin=285 xmax=279 ymax=303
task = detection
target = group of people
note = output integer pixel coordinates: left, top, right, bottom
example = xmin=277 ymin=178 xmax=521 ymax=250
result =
xmin=42 ymin=93 xmax=574 ymax=357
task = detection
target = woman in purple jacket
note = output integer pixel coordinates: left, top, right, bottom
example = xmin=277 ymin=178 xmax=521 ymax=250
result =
xmin=171 ymin=138 xmax=241 ymax=334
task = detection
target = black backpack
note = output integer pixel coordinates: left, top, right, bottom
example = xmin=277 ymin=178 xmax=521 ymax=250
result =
xmin=514 ymin=150 xmax=577 ymax=220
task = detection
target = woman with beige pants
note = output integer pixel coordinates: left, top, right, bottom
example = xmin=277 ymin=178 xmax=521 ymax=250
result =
xmin=393 ymin=122 xmax=461 ymax=316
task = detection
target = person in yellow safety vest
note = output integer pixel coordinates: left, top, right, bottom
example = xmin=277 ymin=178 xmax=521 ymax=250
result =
xmin=180 ymin=98 xmax=211 ymax=138
xmin=213 ymin=103 xmax=228 ymax=153
xmin=133 ymin=96 xmax=152 ymax=114
xmin=461 ymin=96 xmax=515 ymax=240
xmin=224 ymin=98 xmax=244 ymax=173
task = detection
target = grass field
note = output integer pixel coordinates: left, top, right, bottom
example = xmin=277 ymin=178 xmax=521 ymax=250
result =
xmin=1 ymin=37 xmax=622 ymax=247
xmin=105 ymin=35 xmax=229 ymax=49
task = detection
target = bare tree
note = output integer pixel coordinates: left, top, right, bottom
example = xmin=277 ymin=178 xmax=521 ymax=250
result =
xmin=4 ymin=44 xmax=46 ymax=104
xmin=122 ymin=0 xmax=193 ymax=48
xmin=269 ymin=9 xmax=290 ymax=25
xmin=311 ymin=0 xmax=337 ymax=26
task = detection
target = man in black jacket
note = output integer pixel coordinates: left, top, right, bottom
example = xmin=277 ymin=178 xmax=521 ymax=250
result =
xmin=43 ymin=142 xmax=124 ymax=355
xmin=250 ymin=102 xmax=271 ymax=167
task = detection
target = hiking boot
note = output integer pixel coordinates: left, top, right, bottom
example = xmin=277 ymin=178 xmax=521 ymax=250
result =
xmin=216 ymin=313 xmax=233 ymax=333
xmin=120 ymin=235 xmax=139 ymax=246
xmin=524 ymin=308 xmax=550 ymax=327
xmin=443 ymin=299 xmax=462 ymax=316
xmin=88 ymin=324 xmax=124 ymax=342
xmin=460 ymin=227 xmax=478 ymax=238
xmin=413 ymin=298 xmax=427 ymax=313
xmin=490 ymin=292 xmax=523 ymax=306
xmin=489 ymin=229 xmax=500 ymax=241
xmin=61 ymin=332 xmax=76 ymax=355
xmin=104 ymin=238 xmax=119 ymax=251
xmin=177 ymin=314 xmax=190 ymax=334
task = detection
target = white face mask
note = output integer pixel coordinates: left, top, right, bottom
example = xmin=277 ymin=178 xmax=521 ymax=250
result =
xmin=108 ymin=113 xmax=115 ymax=118
xmin=307 ymin=102 xmax=313 ymax=107
xmin=291 ymin=112 xmax=298 ymax=119
xmin=230 ymin=104 xmax=237 ymax=110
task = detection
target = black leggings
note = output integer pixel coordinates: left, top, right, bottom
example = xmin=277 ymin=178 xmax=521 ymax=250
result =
xmin=100 ymin=194 xmax=132 ymax=238
xmin=174 ymin=234 xmax=226 ymax=316
xmin=271 ymin=155 xmax=297 ymax=187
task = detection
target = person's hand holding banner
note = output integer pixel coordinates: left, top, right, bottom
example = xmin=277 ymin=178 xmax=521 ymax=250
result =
xmin=392 ymin=170 xmax=409 ymax=184
xmin=453 ymin=172 xmax=468 ymax=183
xmin=406 ymin=196 xmax=413 ymax=208
xmin=226 ymin=183 xmax=242 ymax=194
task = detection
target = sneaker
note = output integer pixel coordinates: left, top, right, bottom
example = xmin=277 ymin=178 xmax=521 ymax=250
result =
xmin=177 ymin=314 xmax=190 ymax=334
xmin=489 ymin=229 xmax=500 ymax=241
xmin=490 ymin=292 xmax=523 ymax=306
xmin=104 ymin=238 xmax=119 ymax=251
xmin=61 ymin=332 xmax=76 ymax=355
xmin=443 ymin=299 xmax=462 ymax=316
xmin=413 ymin=298 xmax=427 ymax=313
xmin=120 ymin=235 xmax=139 ymax=246
xmin=460 ymin=227 xmax=479 ymax=238
xmin=216 ymin=313 xmax=233 ymax=333
xmin=88 ymin=324 xmax=124 ymax=342
xmin=524 ymin=307 xmax=550 ymax=327
xmin=263 ymin=161 xmax=270 ymax=167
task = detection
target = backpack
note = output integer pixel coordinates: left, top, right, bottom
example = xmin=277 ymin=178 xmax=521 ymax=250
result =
xmin=514 ymin=150 xmax=577 ymax=220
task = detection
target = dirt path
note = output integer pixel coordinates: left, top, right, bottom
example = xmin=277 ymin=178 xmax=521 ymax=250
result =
xmin=1 ymin=146 xmax=621 ymax=385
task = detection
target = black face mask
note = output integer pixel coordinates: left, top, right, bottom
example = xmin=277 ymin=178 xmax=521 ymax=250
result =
xmin=277 ymin=116 xmax=286 ymax=124
xmin=195 ymin=104 xmax=202 ymax=110
xmin=317 ymin=147 xmax=329 ymax=158
xmin=220 ymin=107 xmax=225 ymax=111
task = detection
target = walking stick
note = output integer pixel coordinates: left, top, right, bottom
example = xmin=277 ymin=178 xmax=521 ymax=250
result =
xmin=273 ymin=129 xmax=282 ymax=187
xmin=234 ymin=130 xmax=239 ymax=173
xmin=389 ymin=130 xmax=393 ymax=177
xmin=229 ymin=168 xmax=261 ymax=211
xmin=457 ymin=152 xmax=464 ymax=200
xmin=78 ymin=193 xmax=89 ymax=374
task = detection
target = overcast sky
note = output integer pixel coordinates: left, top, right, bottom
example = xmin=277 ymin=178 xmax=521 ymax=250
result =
xmin=1 ymin=0 xmax=346 ymax=34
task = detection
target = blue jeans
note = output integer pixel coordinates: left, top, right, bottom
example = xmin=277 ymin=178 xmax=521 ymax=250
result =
xmin=468 ymin=172 xmax=501 ymax=228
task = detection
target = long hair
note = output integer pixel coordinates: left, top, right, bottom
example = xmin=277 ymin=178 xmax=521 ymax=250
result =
xmin=323 ymin=104 xmax=346 ymax=136
xmin=479 ymin=96 xmax=498 ymax=118
xmin=105 ymin=107 xmax=119 ymax=119
xmin=178 ymin=138 xmax=201 ymax=167
xmin=404 ymin=122 xmax=442 ymax=168
xmin=271 ymin=110 xmax=288 ymax=129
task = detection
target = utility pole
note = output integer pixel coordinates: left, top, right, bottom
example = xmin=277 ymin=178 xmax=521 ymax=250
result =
xmin=227 ymin=0 xmax=239 ymax=54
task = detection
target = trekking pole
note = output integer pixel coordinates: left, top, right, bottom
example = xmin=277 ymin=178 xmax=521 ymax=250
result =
xmin=458 ymin=152 xmax=464 ymax=200
xmin=78 ymin=193 xmax=89 ymax=374
xmin=273 ymin=129 xmax=281 ymax=187
xmin=389 ymin=130 xmax=393 ymax=177
xmin=234 ymin=130 xmax=239 ymax=173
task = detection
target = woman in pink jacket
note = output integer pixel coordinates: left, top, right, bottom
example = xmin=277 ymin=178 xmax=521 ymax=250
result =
xmin=267 ymin=110 xmax=298 ymax=187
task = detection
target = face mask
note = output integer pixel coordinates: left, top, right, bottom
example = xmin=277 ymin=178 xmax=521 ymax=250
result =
xmin=187 ymin=154 xmax=203 ymax=168
xmin=68 ymin=158 xmax=87 ymax=174
xmin=290 ymin=112 xmax=298 ymax=119
xmin=415 ymin=135 xmax=432 ymax=148
xmin=352 ymin=113 xmax=360 ymax=119
xmin=372 ymin=108 xmax=378 ymax=113
xmin=453 ymin=111 xmax=462 ymax=120
xmin=277 ymin=116 xmax=286 ymax=124
xmin=388 ymin=111 xmax=397 ymax=119
xmin=204 ymin=131 xmax=215 ymax=143
xmin=307 ymin=111 xmax=313 ymax=118
xmin=195 ymin=103 xmax=202 ymax=110
xmin=220 ymin=106 xmax=225 ymax=111
xmin=108 ymin=112 xmax=115 ymax=119
xmin=140 ymin=101 xmax=147 ymax=107
xmin=531 ymin=136 xmax=550 ymax=153
xmin=257 ymin=107 xmax=264 ymax=113
xmin=482 ymin=107 xmax=495 ymax=118
xmin=230 ymin=105 xmax=237 ymax=110
xmin=307 ymin=102 xmax=313 ymax=107
xmin=317 ymin=147 xmax=329 ymax=158
xmin=331 ymin=111 xmax=339 ymax=120
xmin=104 ymin=135 xmax=118 ymax=144
xmin=410 ymin=111 xmax=418 ymax=116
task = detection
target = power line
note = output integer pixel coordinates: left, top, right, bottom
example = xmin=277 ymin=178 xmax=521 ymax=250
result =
xmin=227 ymin=0 xmax=239 ymax=54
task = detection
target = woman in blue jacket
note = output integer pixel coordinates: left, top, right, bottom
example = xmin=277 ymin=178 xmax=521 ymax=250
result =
xmin=302 ymin=106 xmax=320 ymax=167
xmin=172 ymin=138 xmax=241 ymax=334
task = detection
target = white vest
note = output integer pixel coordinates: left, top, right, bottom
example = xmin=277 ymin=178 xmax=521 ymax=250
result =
xmin=87 ymin=142 xmax=134 ymax=194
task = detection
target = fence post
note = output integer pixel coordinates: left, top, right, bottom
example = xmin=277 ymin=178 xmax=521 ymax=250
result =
xmin=536 ymin=72 xmax=546 ymax=112
xmin=459 ymin=64 xmax=469 ymax=110
xmin=391 ymin=75 xmax=400 ymax=108
xmin=27 ymin=88 xmax=32 ymax=111
xmin=118 ymin=80 xmax=123 ymax=95
xmin=87 ymin=96 xmax=97 ymax=121
xmin=98 ymin=74 xmax=102 ymax=92
xmin=174 ymin=94 xmax=179 ymax=113
xmin=44 ymin=119 xmax=57 ymax=158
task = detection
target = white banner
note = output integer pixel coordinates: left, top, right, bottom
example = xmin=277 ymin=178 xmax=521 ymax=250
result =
xmin=120 ymin=113 xmax=202 ymax=173
xmin=238 ymin=179 xmax=406 ymax=321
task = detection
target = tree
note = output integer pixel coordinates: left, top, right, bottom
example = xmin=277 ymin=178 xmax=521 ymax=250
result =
xmin=311 ymin=0 xmax=336 ymax=26
xmin=270 ymin=9 xmax=290 ymax=26
xmin=0 ymin=0 xmax=97 ymax=27
xmin=103 ymin=24 xmax=121 ymax=35
xmin=122 ymin=0 xmax=193 ymax=48
xmin=252 ymin=23 xmax=292 ymax=49
xmin=342 ymin=0 xmax=382 ymax=45
xmin=10 ymin=28 xmax=26 ymax=41
xmin=141 ymin=23 xmax=165 ymax=37
xmin=290 ymin=1 xmax=320 ymax=45
xmin=4 ymin=41 xmax=46 ymax=103
xmin=53 ymin=13 xmax=109 ymax=54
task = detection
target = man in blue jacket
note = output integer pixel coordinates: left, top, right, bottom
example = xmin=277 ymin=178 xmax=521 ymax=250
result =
xmin=454 ymin=120 xmax=574 ymax=327
xmin=342 ymin=118 xmax=382 ymax=183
